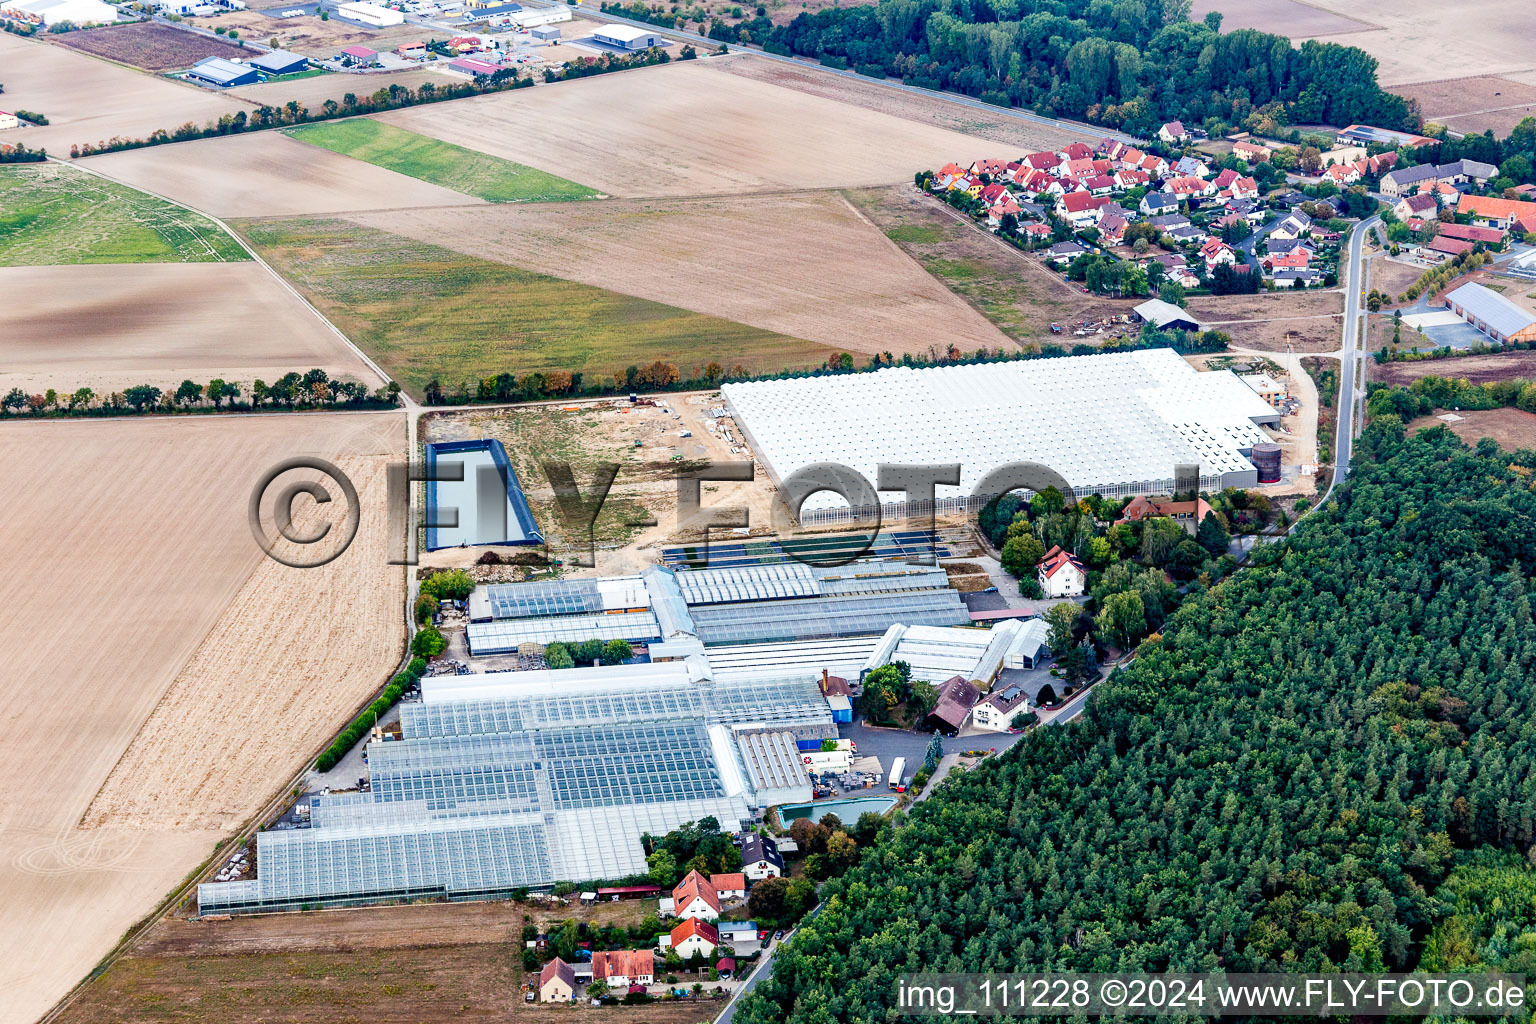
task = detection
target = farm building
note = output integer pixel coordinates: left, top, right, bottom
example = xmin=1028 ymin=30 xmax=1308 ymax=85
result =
xmin=337 ymin=0 xmax=404 ymax=26
xmin=186 ymin=56 xmax=260 ymax=87
xmin=247 ymin=49 xmax=308 ymax=76
xmin=450 ymin=57 xmax=503 ymax=77
xmin=0 ymin=112 xmax=18 ymax=131
xmin=721 ymin=348 xmax=1282 ymax=523
xmin=423 ymin=439 xmax=542 ymax=551
xmin=1445 ymin=283 xmax=1536 ymax=344
xmin=1334 ymin=124 xmax=1436 ymax=149
xmin=1133 ymin=298 xmax=1200 ymax=332
xmin=593 ymin=24 xmax=665 ymax=49
xmin=0 ymin=0 xmax=116 ymax=26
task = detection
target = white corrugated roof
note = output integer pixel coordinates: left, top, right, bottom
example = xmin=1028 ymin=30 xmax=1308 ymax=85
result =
xmin=722 ymin=349 xmax=1277 ymax=510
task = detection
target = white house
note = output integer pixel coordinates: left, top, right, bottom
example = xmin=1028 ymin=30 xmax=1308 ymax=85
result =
xmin=1037 ymin=545 xmax=1086 ymax=599
xmin=1158 ymin=120 xmax=1189 ymax=144
xmin=669 ymin=919 xmax=718 ymax=959
xmin=671 ymin=871 xmax=721 ymax=922
xmin=1269 ymin=211 xmax=1313 ymax=241
xmin=539 ymin=959 xmax=576 ymax=1002
xmin=710 ymin=873 xmax=746 ymax=902
xmin=971 ymin=683 xmax=1033 ymax=732
xmin=591 ymin=950 xmax=654 ymax=989
xmin=740 ymin=835 xmax=784 ymax=881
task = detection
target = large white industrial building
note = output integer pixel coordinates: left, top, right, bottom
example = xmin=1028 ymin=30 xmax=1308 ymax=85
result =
xmin=722 ymin=348 xmax=1282 ymax=524
xmin=1 ymin=0 xmax=117 ymax=26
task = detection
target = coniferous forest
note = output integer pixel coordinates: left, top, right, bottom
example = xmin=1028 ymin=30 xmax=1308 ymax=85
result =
xmin=737 ymin=421 xmax=1536 ymax=1022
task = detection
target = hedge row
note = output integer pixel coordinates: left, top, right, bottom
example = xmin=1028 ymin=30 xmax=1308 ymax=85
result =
xmin=315 ymin=662 xmax=421 ymax=773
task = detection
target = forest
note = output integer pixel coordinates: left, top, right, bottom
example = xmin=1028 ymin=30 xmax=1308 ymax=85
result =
xmin=747 ymin=0 xmax=1414 ymax=137
xmin=735 ymin=420 xmax=1536 ymax=1022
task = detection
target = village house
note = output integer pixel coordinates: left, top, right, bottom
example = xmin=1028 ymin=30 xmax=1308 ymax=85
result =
xmin=1324 ymin=163 xmax=1361 ymax=186
xmin=1232 ymin=140 xmax=1270 ymax=163
xmin=1174 ymin=154 xmax=1212 ymax=177
xmin=1098 ymin=214 xmax=1128 ymax=244
xmin=669 ymin=919 xmax=718 ymax=960
xmin=1394 ymin=193 xmax=1440 ymax=221
xmin=1140 ymin=191 xmax=1181 ymax=216
xmin=1158 ymin=120 xmax=1189 ymax=144
xmin=1269 ymin=210 xmax=1313 ymax=241
xmin=1200 ymin=237 xmax=1238 ymax=270
xmin=740 ymin=834 xmax=784 ymax=880
xmin=671 ymin=870 xmax=721 ymax=922
xmin=539 ymin=958 xmax=576 ymax=1002
xmin=1038 ymin=545 xmax=1086 ymax=598
xmin=1059 ymin=190 xmax=1108 ymax=228
xmin=591 ymin=950 xmax=655 ymax=989
xmin=1459 ymin=195 xmax=1536 ymax=233
xmin=1116 ymin=495 xmax=1215 ymax=533
xmin=710 ymin=873 xmax=746 ymax=902
xmin=971 ymin=681 xmax=1034 ymax=733
xmin=923 ymin=674 xmax=983 ymax=735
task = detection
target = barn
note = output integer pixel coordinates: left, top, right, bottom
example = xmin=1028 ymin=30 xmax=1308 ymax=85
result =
xmin=593 ymin=25 xmax=665 ymax=50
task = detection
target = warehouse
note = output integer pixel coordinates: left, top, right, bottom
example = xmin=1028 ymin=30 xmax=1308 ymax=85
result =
xmin=735 ymin=731 xmax=814 ymax=808
xmin=508 ymin=5 xmax=569 ymax=27
xmin=186 ymin=56 xmax=259 ymax=87
xmin=593 ymin=24 xmax=665 ymax=49
xmin=722 ymin=349 xmax=1280 ymax=523
xmin=0 ymin=0 xmax=117 ymax=26
xmin=337 ymin=0 xmax=404 ymax=26
xmin=1445 ymin=283 xmax=1536 ymax=344
xmin=247 ymin=49 xmax=308 ymax=76
xmin=862 ymin=619 xmax=1049 ymax=685
xmin=424 ymin=439 xmax=543 ymax=551
xmin=1134 ymin=298 xmax=1200 ymax=332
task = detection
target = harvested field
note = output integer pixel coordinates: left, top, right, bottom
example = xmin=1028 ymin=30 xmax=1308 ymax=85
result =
xmin=846 ymin=184 xmax=1129 ymax=344
xmin=56 ymin=901 xmax=720 ymax=1024
xmin=1373 ymin=350 xmax=1536 ymax=386
xmin=0 ymin=413 xmax=404 ymax=1024
xmin=79 ymin=131 xmax=476 ymax=217
xmin=1186 ymin=290 xmax=1343 ymax=353
xmin=0 ymin=163 xmax=247 ymax=265
xmin=236 ymin=217 xmax=830 ymax=399
xmin=1369 ymin=256 xmax=1426 ymax=306
xmin=0 ymin=32 xmax=238 ymax=156
xmin=54 ymin=21 xmax=249 ymax=71
xmin=377 ymin=58 xmax=1019 ymax=197
xmin=287 ymin=119 xmax=600 ymax=202
xmin=1395 ymin=75 xmax=1536 ymax=137
xmin=1407 ymin=407 xmax=1536 ymax=451
xmin=187 ymin=9 xmax=428 ymax=58
xmin=710 ymin=52 xmax=1089 ymax=150
xmin=349 ymin=190 xmax=1008 ymax=358
xmin=1297 ymin=0 xmax=1536 ymax=86
xmin=0 ymin=261 xmax=381 ymax=394
xmin=1189 ymin=0 xmax=1373 ymax=36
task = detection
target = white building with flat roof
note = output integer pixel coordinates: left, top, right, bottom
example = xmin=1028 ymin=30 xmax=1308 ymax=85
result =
xmin=593 ymin=24 xmax=664 ymax=49
xmin=722 ymin=348 xmax=1281 ymax=523
xmin=337 ymin=0 xmax=404 ymax=26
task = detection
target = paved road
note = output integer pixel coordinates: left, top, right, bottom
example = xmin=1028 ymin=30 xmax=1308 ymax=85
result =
xmin=1334 ymin=215 xmax=1378 ymax=482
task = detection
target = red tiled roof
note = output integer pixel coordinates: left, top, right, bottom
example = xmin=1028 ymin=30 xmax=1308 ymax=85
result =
xmin=592 ymin=950 xmax=654 ymax=982
xmin=671 ymin=919 xmax=719 ymax=946
xmin=710 ymin=873 xmax=746 ymax=893
xmin=673 ymin=870 xmax=720 ymax=914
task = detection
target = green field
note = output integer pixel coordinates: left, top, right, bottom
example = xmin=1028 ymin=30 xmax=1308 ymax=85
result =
xmin=235 ymin=218 xmax=834 ymax=400
xmin=0 ymin=164 xmax=249 ymax=266
xmin=284 ymin=119 xmax=599 ymax=203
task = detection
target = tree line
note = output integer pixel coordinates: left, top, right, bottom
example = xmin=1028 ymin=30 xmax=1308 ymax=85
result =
xmin=735 ymin=420 xmax=1536 ymax=1023
xmin=68 ymin=73 xmax=534 ymax=159
xmin=0 ymin=370 xmax=400 ymax=418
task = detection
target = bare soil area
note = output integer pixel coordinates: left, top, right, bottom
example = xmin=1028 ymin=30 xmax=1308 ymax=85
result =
xmin=1297 ymin=0 xmax=1536 ymax=86
xmin=225 ymin=66 xmax=448 ymax=109
xmin=1369 ymin=256 xmax=1425 ymax=306
xmin=709 ymin=51 xmax=1088 ymax=150
xmin=1407 ymin=407 xmax=1536 ymax=450
xmin=348 ymin=190 xmax=1007 ymax=359
xmin=0 ymin=261 xmax=383 ymax=394
xmin=55 ymin=21 xmax=250 ymax=71
xmin=0 ymin=413 xmax=404 ymax=1024
xmin=1187 ymin=290 xmax=1344 ymax=353
xmin=1374 ymin=350 xmax=1536 ymax=386
xmin=377 ymin=57 xmax=1015 ymax=197
xmin=79 ymin=131 xmax=477 ymax=217
xmin=0 ymin=32 xmax=239 ymax=155
xmin=1189 ymin=0 xmax=1374 ymax=36
xmin=188 ymin=9 xmax=428 ymax=57
xmin=1395 ymin=75 xmax=1536 ymax=136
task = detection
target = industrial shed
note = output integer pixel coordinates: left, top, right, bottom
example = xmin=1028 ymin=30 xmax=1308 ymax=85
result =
xmin=186 ymin=56 xmax=259 ymax=87
xmin=1445 ymin=283 xmax=1536 ymax=344
xmin=1133 ymin=298 xmax=1200 ymax=332
xmin=424 ymin=439 xmax=542 ymax=551
xmin=721 ymin=349 xmax=1281 ymax=523
xmin=735 ymin=731 xmax=813 ymax=808
xmin=593 ymin=24 xmax=665 ymax=49
xmin=247 ymin=49 xmax=308 ymax=76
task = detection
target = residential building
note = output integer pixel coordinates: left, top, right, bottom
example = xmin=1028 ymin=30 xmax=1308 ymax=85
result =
xmin=923 ymin=674 xmax=982 ymax=734
xmin=1038 ymin=545 xmax=1086 ymax=598
xmin=591 ymin=950 xmax=654 ymax=989
xmin=540 ymin=958 xmax=577 ymax=1002
xmin=1140 ymin=192 xmax=1180 ymax=216
xmin=1045 ymin=240 xmax=1087 ymax=263
xmin=1460 ymin=195 xmax=1536 ymax=232
xmin=1324 ymin=163 xmax=1361 ymax=186
xmin=1445 ymin=282 xmax=1536 ymax=343
xmin=1394 ymin=193 xmax=1439 ymax=221
xmin=1272 ymin=267 xmax=1324 ymax=288
xmin=1269 ymin=210 xmax=1313 ymax=241
xmin=1116 ymin=495 xmax=1215 ymax=533
xmin=710 ymin=873 xmax=746 ymax=902
xmin=1059 ymin=190 xmax=1107 ymax=227
xmin=670 ymin=919 xmax=719 ymax=959
xmin=1200 ymin=238 xmax=1237 ymax=270
xmin=1174 ymin=155 xmax=1212 ymax=177
xmin=1098 ymin=214 xmax=1128 ymax=244
xmin=740 ymin=834 xmax=784 ymax=881
xmin=1159 ymin=120 xmax=1188 ymax=144
xmin=971 ymin=683 xmax=1033 ymax=733
xmin=1232 ymin=140 xmax=1270 ymax=163
xmin=672 ymin=870 xmax=721 ymax=922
